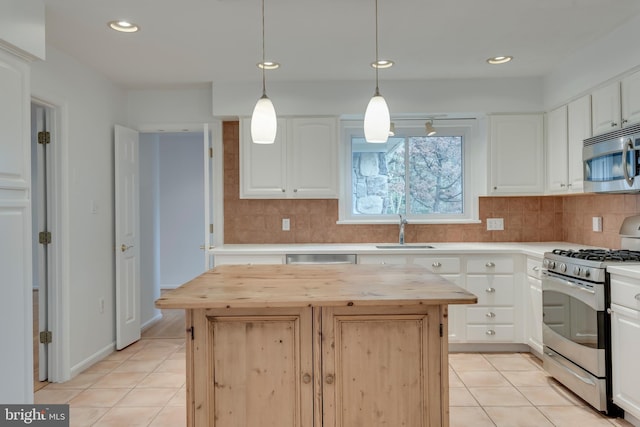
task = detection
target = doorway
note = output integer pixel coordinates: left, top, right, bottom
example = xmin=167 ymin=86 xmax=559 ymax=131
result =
xmin=138 ymin=131 xmax=209 ymax=331
xmin=30 ymin=102 xmax=52 ymax=391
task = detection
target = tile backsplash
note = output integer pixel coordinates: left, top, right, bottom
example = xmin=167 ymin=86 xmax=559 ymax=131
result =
xmin=223 ymin=121 xmax=639 ymax=248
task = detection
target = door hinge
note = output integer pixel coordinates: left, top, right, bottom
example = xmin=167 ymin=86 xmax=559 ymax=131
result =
xmin=39 ymin=331 xmax=52 ymax=344
xmin=187 ymin=326 xmax=194 ymax=340
xmin=39 ymin=231 xmax=52 ymax=245
xmin=209 ymin=147 xmax=213 ymax=158
xmin=209 ymin=224 xmax=214 ymax=234
xmin=37 ymin=131 xmax=51 ymax=145
xmin=439 ymin=323 xmax=443 ymax=338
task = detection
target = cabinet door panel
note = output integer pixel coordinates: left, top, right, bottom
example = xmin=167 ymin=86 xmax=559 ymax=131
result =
xmin=546 ymin=105 xmax=569 ymax=193
xmin=611 ymin=303 xmax=640 ymax=420
xmin=592 ymin=82 xmax=621 ymax=135
xmin=322 ymin=306 xmax=442 ymax=427
xmin=239 ymin=118 xmax=287 ymax=197
xmin=567 ymin=95 xmax=591 ymax=191
xmin=289 ymin=118 xmax=338 ymax=198
xmin=195 ymin=308 xmax=313 ymax=427
xmin=622 ymin=70 xmax=640 ymax=127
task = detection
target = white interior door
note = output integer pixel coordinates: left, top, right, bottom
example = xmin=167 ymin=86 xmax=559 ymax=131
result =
xmin=115 ymin=125 xmax=141 ymax=350
xmin=203 ymin=124 xmax=212 ymax=270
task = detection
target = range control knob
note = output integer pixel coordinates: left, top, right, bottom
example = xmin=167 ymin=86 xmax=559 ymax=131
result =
xmin=559 ymin=263 xmax=567 ymax=273
xmin=584 ymin=269 xmax=591 ymax=278
xmin=543 ymin=259 xmax=549 ymax=268
xmin=573 ymin=267 xmax=581 ymax=276
xmin=547 ymin=260 xmax=556 ymax=269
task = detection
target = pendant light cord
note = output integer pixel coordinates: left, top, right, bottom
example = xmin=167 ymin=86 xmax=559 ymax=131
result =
xmin=261 ymin=0 xmax=267 ymax=97
xmin=374 ymin=0 xmax=380 ymax=96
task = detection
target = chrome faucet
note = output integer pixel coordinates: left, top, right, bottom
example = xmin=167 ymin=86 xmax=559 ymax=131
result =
xmin=398 ymin=214 xmax=408 ymax=245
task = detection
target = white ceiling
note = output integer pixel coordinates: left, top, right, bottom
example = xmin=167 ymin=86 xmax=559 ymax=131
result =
xmin=42 ymin=0 xmax=640 ymax=89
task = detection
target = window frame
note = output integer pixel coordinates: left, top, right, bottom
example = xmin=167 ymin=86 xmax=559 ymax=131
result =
xmin=338 ymin=118 xmax=483 ymax=224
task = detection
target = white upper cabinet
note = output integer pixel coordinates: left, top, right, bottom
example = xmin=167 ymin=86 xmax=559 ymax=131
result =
xmin=592 ymin=70 xmax=640 ymax=136
xmin=546 ymin=105 xmax=568 ymax=193
xmin=592 ymin=81 xmax=621 ymax=135
xmin=621 ymin=69 xmax=640 ymax=128
xmin=546 ymin=96 xmax=590 ymax=194
xmin=489 ymin=114 xmax=544 ymax=195
xmin=567 ymin=95 xmax=591 ymax=192
xmin=240 ymin=117 xmax=338 ymax=199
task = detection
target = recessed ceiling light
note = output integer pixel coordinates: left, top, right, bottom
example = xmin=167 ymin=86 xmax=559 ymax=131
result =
xmin=371 ymin=59 xmax=394 ymax=69
xmin=486 ymin=55 xmax=513 ymax=65
xmin=257 ymin=61 xmax=280 ymax=70
xmin=108 ymin=20 xmax=140 ymax=33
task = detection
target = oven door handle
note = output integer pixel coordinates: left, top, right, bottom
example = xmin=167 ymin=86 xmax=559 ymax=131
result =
xmin=623 ymin=138 xmax=636 ymax=187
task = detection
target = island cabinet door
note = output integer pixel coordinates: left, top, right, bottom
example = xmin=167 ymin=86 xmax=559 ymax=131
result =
xmin=189 ymin=307 xmax=314 ymax=427
xmin=321 ymin=305 xmax=446 ymax=427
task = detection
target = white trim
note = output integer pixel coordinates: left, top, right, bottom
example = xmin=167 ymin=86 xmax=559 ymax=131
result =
xmin=31 ymin=95 xmax=71 ymax=383
xmin=70 ymin=342 xmax=115 ymax=378
xmin=212 ymin=120 xmax=224 ymax=247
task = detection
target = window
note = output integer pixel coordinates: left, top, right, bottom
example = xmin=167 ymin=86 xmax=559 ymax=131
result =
xmin=339 ymin=119 xmax=483 ymax=224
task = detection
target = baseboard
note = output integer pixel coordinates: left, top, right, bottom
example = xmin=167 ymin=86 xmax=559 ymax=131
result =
xmin=625 ymin=411 xmax=640 ymax=427
xmin=70 ymin=342 xmax=115 ymax=378
xmin=141 ymin=312 xmax=163 ymax=332
xmin=449 ymin=343 xmax=531 ymax=353
xmin=160 ymin=284 xmax=181 ymax=290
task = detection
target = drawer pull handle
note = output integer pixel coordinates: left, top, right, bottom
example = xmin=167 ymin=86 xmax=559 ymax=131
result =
xmin=635 ymin=294 xmax=640 ymax=301
xmin=486 ymin=330 xmax=496 ymax=336
xmin=325 ymin=374 xmax=334 ymax=385
xmin=302 ymin=373 xmax=311 ymax=384
xmin=486 ymin=287 xmax=496 ymax=293
xmin=432 ymin=262 xmax=442 ymax=268
xmin=486 ymin=262 xmax=495 ymax=268
xmin=486 ymin=312 xmax=496 ymax=318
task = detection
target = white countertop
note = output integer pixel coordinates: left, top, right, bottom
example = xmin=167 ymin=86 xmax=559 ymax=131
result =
xmin=209 ymin=242 xmax=596 ymax=259
xmin=607 ymin=264 xmax=640 ymax=279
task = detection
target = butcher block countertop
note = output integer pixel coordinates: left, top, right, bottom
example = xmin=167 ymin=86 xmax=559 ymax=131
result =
xmin=155 ymin=263 xmax=477 ymax=310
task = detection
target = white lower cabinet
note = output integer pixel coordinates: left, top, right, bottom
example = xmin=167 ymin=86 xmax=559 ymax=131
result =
xmin=525 ymin=256 xmax=543 ymax=356
xmin=213 ymin=254 xmax=285 ymax=266
xmin=464 ymin=255 xmax=518 ymax=342
xmin=610 ymin=272 xmax=640 ymax=423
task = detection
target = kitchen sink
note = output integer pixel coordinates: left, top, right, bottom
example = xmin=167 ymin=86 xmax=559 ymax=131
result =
xmin=375 ymin=244 xmax=435 ymax=249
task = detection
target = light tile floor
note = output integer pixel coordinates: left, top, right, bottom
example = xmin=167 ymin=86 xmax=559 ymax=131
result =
xmin=36 ymin=343 xmax=634 ymax=426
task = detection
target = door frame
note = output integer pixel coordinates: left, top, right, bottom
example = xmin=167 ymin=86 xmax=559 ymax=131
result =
xmin=31 ymin=95 xmax=71 ymax=383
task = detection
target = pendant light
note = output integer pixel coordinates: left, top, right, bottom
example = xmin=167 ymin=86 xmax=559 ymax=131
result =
xmin=251 ymin=0 xmax=277 ymax=144
xmin=363 ymin=0 xmax=390 ymax=143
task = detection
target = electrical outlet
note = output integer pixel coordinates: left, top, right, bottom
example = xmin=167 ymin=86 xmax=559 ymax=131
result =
xmin=487 ymin=218 xmax=504 ymax=231
xmin=592 ymin=216 xmax=603 ymax=232
xmin=282 ymin=218 xmax=290 ymax=231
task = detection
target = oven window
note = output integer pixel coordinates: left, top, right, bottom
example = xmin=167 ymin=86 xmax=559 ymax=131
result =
xmin=542 ymin=290 xmax=604 ymax=349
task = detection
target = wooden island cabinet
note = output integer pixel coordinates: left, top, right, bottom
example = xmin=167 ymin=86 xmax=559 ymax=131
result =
xmin=156 ymin=264 xmax=477 ymax=427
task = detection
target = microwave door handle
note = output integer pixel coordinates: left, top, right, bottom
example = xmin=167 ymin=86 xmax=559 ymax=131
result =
xmin=623 ymin=138 xmax=635 ymax=186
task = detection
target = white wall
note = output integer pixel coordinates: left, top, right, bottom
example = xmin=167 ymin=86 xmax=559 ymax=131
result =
xmin=30 ymin=45 xmax=127 ymax=375
xmin=544 ymin=14 xmax=640 ymax=109
xmin=213 ymin=77 xmax=545 ymax=118
xmin=127 ymin=86 xmax=213 ymax=129
xmin=0 ymin=0 xmax=45 ymax=60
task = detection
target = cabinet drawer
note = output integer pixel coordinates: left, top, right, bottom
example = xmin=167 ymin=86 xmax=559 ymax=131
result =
xmin=466 ymin=307 xmax=514 ymax=324
xmin=527 ymin=257 xmax=543 ymax=279
xmin=466 ymin=275 xmax=514 ymax=305
xmin=467 ymin=256 xmax=514 ymax=274
xmin=611 ymin=276 xmax=640 ymax=310
xmin=357 ymin=255 xmax=408 ymax=265
xmin=214 ymin=254 xmax=284 ymax=266
xmin=412 ymin=257 xmax=460 ymax=274
xmin=466 ymin=324 xmax=515 ymax=341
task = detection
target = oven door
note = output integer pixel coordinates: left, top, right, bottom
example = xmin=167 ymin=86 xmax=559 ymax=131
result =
xmin=541 ymin=271 xmax=606 ymax=377
xmin=583 ymin=136 xmax=640 ymax=193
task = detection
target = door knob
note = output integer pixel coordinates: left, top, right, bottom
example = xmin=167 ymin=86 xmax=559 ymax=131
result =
xmin=121 ymin=244 xmax=133 ymax=252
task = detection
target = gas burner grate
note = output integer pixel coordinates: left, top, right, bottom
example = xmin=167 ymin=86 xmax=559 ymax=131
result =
xmin=552 ymin=248 xmax=640 ymax=262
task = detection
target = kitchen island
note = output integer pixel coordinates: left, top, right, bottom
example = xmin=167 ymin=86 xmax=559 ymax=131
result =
xmin=156 ymin=263 xmax=477 ymax=427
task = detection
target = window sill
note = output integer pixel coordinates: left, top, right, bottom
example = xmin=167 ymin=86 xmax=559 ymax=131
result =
xmin=336 ymin=218 xmax=482 ymax=225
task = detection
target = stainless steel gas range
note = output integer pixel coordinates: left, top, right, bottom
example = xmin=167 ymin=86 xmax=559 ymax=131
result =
xmin=542 ymin=215 xmax=640 ymax=416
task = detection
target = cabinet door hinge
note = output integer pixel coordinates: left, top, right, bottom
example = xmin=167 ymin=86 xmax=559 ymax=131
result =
xmin=39 ymin=231 xmax=52 ymax=245
xmin=37 ymin=131 xmax=51 ymax=145
xmin=39 ymin=331 xmax=52 ymax=344
xmin=209 ymin=224 xmax=214 ymax=234
xmin=187 ymin=326 xmax=194 ymax=340
xmin=209 ymin=147 xmax=213 ymax=158
xmin=439 ymin=323 xmax=443 ymax=338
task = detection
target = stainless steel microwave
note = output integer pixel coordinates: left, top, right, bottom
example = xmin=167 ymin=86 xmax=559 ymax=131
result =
xmin=583 ymin=123 xmax=640 ymax=193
